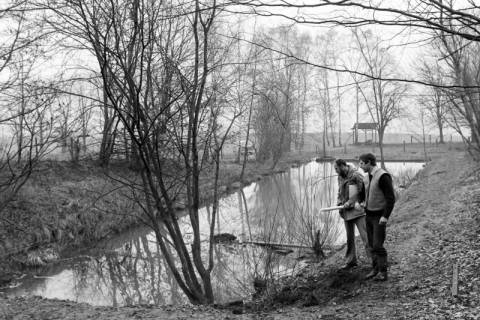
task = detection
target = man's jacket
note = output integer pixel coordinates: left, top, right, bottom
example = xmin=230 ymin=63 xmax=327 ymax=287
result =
xmin=337 ymin=165 xmax=365 ymax=221
xmin=363 ymin=166 xmax=396 ymax=218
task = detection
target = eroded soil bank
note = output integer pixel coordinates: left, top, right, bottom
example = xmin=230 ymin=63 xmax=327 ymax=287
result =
xmin=1 ymin=145 xmax=479 ymax=319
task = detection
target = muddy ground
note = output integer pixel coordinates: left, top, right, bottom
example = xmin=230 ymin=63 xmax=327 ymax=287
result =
xmin=1 ymin=143 xmax=480 ymax=319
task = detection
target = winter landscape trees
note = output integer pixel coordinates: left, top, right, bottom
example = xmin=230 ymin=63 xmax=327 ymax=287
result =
xmin=1 ymin=0 xmax=480 ymax=306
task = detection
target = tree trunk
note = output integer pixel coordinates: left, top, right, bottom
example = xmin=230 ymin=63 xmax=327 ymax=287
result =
xmin=329 ymin=114 xmax=336 ymax=148
xmin=17 ymin=61 xmax=25 ymax=163
xmin=99 ymin=87 xmax=117 ymax=166
xmin=240 ymin=83 xmax=255 ymax=180
xmin=337 ymin=74 xmax=342 ymax=147
xmin=438 ymin=119 xmax=445 ymax=144
xmin=378 ymin=128 xmax=385 ymax=169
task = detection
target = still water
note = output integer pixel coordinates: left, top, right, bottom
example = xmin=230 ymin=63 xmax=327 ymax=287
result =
xmin=5 ymin=160 xmax=424 ymax=306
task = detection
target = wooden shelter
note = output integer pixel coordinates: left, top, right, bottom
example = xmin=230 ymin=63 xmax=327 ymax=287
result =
xmin=352 ymin=122 xmax=378 ymax=144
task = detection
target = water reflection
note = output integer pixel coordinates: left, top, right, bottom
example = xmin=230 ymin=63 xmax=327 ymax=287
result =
xmin=5 ymin=160 xmax=424 ymax=306
xmin=235 ymin=161 xmax=341 ymax=248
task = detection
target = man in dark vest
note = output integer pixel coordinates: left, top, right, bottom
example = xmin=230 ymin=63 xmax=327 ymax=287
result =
xmin=359 ymin=153 xmax=395 ymax=281
xmin=334 ymin=159 xmax=370 ymax=270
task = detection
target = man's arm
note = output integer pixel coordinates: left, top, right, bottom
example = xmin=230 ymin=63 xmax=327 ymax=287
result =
xmin=379 ymin=174 xmax=395 ymax=219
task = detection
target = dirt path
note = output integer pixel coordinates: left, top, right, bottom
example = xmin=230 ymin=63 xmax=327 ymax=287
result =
xmin=1 ymin=150 xmax=479 ymax=319
xmin=323 ymin=150 xmax=480 ymax=319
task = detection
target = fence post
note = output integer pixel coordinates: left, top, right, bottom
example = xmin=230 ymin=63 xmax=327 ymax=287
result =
xmin=411 ymin=135 xmax=413 ymax=144
xmin=403 ymin=140 xmax=406 ymax=153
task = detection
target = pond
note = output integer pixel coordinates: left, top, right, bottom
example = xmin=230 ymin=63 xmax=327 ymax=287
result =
xmin=4 ymin=160 xmax=424 ymax=306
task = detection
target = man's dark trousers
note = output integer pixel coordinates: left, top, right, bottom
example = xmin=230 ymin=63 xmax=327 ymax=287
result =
xmin=366 ymin=214 xmax=387 ymax=272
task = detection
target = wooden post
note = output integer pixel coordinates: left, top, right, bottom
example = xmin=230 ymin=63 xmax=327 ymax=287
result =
xmin=429 ymin=135 xmax=431 ymax=145
xmin=411 ymin=135 xmax=413 ymax=144
xmin=452 ymin=262 xmax=459 ymax=297
xmin=403 ymin=140 xmax=406 ymax=153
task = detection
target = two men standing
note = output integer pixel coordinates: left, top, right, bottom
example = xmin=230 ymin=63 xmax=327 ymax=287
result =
xmin=335 ymin=153 xmax=395 ymax=281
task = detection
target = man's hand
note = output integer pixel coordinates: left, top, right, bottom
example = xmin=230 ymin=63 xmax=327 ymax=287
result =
xmin=343 ymin=202 xmax=353 ymax=209
xmin=379 ymin=216 xmax=388 ymax=225
xmin=354 ymin=202 xmax=362 ymax=211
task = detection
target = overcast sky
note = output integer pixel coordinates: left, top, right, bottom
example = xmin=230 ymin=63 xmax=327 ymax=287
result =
xmin=225 ymin=2 xmax=447 ymax=137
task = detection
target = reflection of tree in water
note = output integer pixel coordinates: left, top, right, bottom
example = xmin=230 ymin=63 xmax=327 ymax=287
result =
xmin=209 ymin=240 xmax=298 ymax=303
xmin=71 ymin=257 xmax=93 ymax=297
xmin=201 ymin=187 xmax=302 ymax=303
xmin=210 ymin=242 xmax=253 ymax=302
xmin=246 ymin=162 xmax=341 ymax=248
xmin=72 ymin=234 xmax=186 ymax=306
xmin=206 ymin=163 xmax=343 ymax=290
xmin=202 ymin=191 xmax=254 ymax=302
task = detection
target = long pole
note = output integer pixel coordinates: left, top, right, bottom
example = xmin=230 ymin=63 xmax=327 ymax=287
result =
xmin=319 ymin=205 xmax=343 ymax=212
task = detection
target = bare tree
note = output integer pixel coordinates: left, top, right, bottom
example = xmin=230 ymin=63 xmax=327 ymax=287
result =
xmin=291 ymin=32 xmax=312 ymax=152
xmin=314 ymin=31 xmax=339 ymax=149
xmin=418 ymin=62 xmax=448 ymax=144
xmin=1 ymin=81 xmax=59 ymax=226
xmin=352 ymin=29 xmax=407 ymax=168
xmin=97 ymin=83 xmax=119 ymax=166
xmin=253 ymin=26 xmax=311 ymax=166
xmin=40 ymin=0 xmax=252 ymax=304
xmin=0 ymin=1 xmax=58 ymax=229
xmin=232 ymin=29 xmax=262 ymax=180
xmin=78 ymin=88 xmax=93 ymax=152
xmin=430 ymin=6 xmax=480 ymax=155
